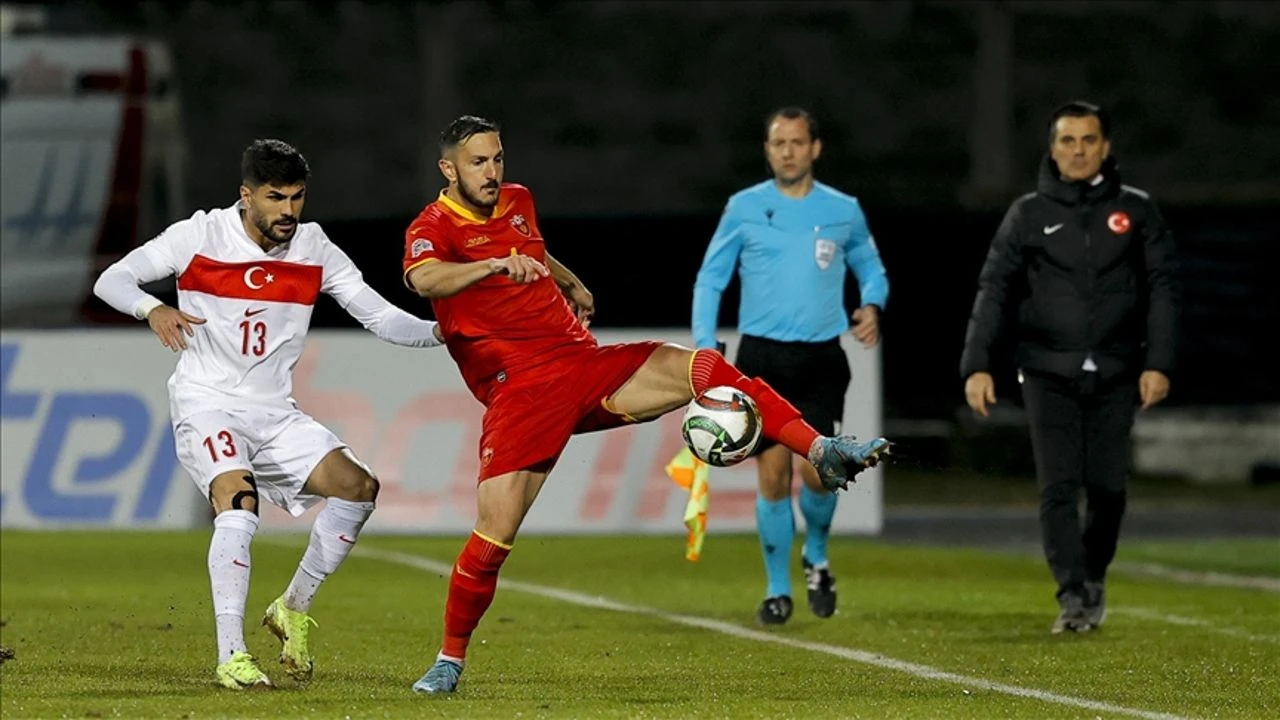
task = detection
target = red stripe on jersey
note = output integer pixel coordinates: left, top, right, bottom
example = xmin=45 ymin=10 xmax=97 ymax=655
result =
xmin=178 ymin=254 xmax=323 ymax=305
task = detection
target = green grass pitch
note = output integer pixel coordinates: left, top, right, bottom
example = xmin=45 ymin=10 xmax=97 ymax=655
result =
xmin=2 ymin=531 xmax=1277 ymax=719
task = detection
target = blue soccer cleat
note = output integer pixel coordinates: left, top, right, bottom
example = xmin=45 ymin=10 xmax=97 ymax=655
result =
xmin=412 ymin=658 xmax=463 ymax=695
xmin=808 ymin=435 xmax=893 ymax=492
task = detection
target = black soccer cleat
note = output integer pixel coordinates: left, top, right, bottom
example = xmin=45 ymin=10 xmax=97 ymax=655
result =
xmin=757 ymin=595 xmax=794 ymax=626
xmin=802 ymin=558 xmax=837 ymax=618
xmin=1051 ymin=592 xmax=1095 ymax=635
xmin=1083 ymin=581 xmax=1107 ymax=629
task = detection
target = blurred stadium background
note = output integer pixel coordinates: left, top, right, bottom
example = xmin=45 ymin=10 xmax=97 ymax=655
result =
xmin=1 ymin=2 xmax=1277 ymax=718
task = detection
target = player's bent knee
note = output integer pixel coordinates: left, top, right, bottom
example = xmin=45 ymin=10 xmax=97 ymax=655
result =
xmin=612 ymin=345 xmax=700 ymax=420
xmin=210 ymin=472 xmax=259 ymax=515
xmin=757 ymin=471 xmax=791 ymax=501
xmin=655 ymin=345 xmax=698 ymax=390
xmin=474 ymin=471 xmax=540 ymax=545
xmin=328 ymin=469 xmax=378 ymax=503
xmin=475 ymin=499 xmax=524 ymax=545
xmin=353 ymin=472 xmax=380 ymax=503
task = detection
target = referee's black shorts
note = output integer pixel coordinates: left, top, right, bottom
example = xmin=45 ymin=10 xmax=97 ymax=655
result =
xmin=733 ymin=334 xmax=852 ymax=454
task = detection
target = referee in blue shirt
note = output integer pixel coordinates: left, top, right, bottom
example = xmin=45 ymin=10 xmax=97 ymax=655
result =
xmin=693 ymin=107 xmax=889 ymax=625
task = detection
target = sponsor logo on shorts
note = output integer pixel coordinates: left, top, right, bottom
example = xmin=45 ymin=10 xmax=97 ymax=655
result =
xmin=481 ymin=447 xmax=494 ymax=467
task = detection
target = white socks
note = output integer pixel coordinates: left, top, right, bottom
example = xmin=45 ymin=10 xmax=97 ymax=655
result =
xmin=207 ymin=499 xmax=373 ymax=664
xmin=283 ymin=498 xmax=374 ymax=613
xmin=208 ymin=509 xmax=259 ymax=663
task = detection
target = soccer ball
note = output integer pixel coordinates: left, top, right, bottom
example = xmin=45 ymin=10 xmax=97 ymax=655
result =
xmin=681 ymin=386 xmax=762 ymax=467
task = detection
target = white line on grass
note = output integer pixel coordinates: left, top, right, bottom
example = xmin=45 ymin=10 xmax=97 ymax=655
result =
xmin=1113 ymin=562 xmax=1280 ymax=592
xmin=354 ymin=546 xmax=1191 ymax=720
xmin=1115 ymin=608 xmax=1280 ymax=644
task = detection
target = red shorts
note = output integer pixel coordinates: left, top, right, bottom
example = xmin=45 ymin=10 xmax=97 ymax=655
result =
xmin=476 ymin=341 xmax=663 ymax=481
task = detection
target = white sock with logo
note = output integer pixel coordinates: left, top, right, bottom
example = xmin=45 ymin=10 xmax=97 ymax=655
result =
xmin=283 ymin=498 xmax=374 ymax=613
xmin=208 ymin=509 xmax=259 ymax=664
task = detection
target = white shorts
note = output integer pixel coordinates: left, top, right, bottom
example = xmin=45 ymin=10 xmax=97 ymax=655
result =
xmin=173 ymin=405 xmax=367 ymax=517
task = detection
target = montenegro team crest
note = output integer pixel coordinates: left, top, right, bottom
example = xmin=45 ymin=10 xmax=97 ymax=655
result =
xmin=510 ymin=214 xmax=531 ymax=237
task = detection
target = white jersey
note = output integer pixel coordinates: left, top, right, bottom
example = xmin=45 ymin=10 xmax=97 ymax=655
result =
xmin=94 ymin=203 xmax=440 ymax=424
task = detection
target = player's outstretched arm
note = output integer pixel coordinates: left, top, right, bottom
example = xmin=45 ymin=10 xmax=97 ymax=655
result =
xmin=321 ymin=239 xmax=444 ymax=347
xmin=341 ymin=284 xmax=444 ymax=348
xmin=407 ymin=255 xmax=548 ymax=299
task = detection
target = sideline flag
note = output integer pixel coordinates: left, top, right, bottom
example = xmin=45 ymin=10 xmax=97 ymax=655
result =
xmin=665 ymin=446 xmax=710 ymax=562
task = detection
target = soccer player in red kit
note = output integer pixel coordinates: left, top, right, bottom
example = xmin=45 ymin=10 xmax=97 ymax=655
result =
xmin=404 ymin=116 xmax=892 ymax=694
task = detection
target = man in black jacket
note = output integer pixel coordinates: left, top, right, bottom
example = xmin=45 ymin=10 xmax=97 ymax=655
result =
xmin=960 ymin=101 xmax=1180 ymax=634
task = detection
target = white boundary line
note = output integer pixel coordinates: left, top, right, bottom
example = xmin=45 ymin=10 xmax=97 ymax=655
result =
xmin=1112 ymin=562 xmax=1280 ymax=592
xmin=353 ymin=546 xmax=1191 ymax=720
xmin=1114 ymin=608 xmax=1280 ymax=644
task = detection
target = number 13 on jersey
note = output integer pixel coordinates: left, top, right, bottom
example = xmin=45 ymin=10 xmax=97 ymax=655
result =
xmin=239 ymin=320 xmax=266 ymax=356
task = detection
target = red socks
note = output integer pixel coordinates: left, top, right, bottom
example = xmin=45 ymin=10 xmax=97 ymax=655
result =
xmin=440 ymin=531 xmax=511 ymax=661
xmin=689 ymin=349 xmax=821 ymax=456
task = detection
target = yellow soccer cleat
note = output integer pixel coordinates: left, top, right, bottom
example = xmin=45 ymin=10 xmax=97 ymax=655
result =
xmin=215 ymin=651 xmax=272 ymax=690
xmin=262 ymin=596 xmax=318 ymax=681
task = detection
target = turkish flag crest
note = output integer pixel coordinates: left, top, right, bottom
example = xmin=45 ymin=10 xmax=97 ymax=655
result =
xmin=1107 ymin=211 xmax=1131 ymax=235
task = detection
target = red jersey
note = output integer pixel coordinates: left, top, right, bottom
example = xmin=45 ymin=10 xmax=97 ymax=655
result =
xmin=403 ymin=183 xmax=593 ymax=402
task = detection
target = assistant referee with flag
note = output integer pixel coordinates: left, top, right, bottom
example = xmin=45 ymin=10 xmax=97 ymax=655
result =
xmin=691 ymin=107 xmax=889 ymax=625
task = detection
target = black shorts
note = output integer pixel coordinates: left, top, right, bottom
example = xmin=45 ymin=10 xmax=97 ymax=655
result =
xmin=734 ymin=334 xmax=852 ymax=452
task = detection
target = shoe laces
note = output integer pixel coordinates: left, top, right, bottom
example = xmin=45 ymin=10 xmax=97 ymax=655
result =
xmin=430 ymin=660 xmax=462 ymax=681
xmin=279 ymin=606 xmax=318 ymax=642
xmin=764 ymin=596 xmax=793 ymax=616
xmin=294 ymin=614 xmax=319 ymax=637
xmin=805 ymin=564 xmax=834 ymax=592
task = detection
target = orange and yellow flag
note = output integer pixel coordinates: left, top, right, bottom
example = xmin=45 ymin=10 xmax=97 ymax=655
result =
xmin=664 ymin=447 xmax=710 ymax=562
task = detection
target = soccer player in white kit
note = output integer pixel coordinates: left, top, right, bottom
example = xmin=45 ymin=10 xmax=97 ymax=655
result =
xmin=93 ymin=139 xmax=443 ymax=689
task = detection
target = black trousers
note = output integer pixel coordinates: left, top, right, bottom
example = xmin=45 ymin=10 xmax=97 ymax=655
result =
xmin=1019 ymin=369 xmax=1138 ymax=600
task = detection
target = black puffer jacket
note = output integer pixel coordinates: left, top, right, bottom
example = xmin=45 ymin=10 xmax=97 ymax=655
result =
xmin=960 ymin=156 xmax=1181 ymax=382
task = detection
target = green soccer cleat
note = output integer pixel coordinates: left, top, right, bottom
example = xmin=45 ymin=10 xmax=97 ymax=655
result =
xmin=262 ymin=596 xmax=318 ymax=681
xmin=216 ymin=651 xmax=272 ymax=690
xmin=413 ymin=658 xmax=464 ymax=694
xmin=809 ymin=435 xmax=893 ymax=492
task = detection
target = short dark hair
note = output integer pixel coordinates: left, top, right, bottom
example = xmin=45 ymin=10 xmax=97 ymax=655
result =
xmin=1048 ymin=101 xmax=1110 ymax=142
xmin=439 ymin=115 xmax=501 ymax=155
xmin=241 ymin=139 xmax=310 ymax=187
xmin=764 ymin=106 xmax=820 ymax=142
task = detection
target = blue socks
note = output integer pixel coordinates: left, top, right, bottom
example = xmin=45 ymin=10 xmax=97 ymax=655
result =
xmin=756 ymin=495 xmax=795 ymax=598
xmin=757 ymin=488 xmax=839 ymax=598
xmin=799 ymin=485 xmax=837 ymax=567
